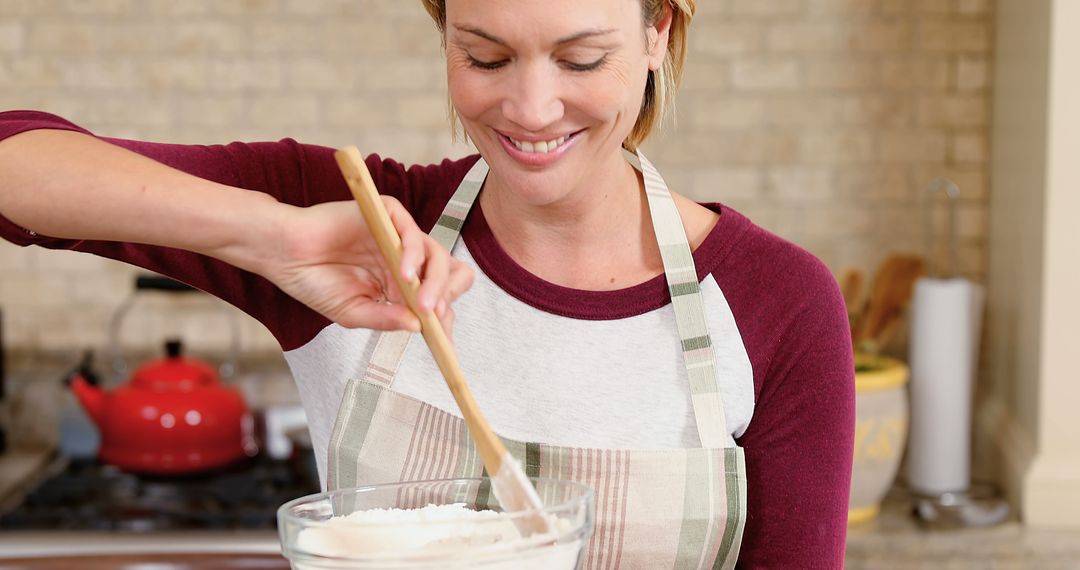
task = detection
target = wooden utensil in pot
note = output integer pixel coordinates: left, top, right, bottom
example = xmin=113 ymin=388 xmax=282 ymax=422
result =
xmin=839 ymin=267 xmax=865 ymax=340
xmin=854 ymin=253 xmax=926 ymax=354
xmin=334 ymin=146 xmax=550 ymax=534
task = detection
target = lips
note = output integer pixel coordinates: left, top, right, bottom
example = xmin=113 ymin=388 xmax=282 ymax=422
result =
xmin=506 ymin=134 xmax=567 ymax=154
xmin=495 ymin=129 xmax=583 ymax=167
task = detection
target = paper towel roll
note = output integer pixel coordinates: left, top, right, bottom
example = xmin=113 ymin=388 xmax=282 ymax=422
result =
xmin=906 ymin=277 xmax=985 ymax=496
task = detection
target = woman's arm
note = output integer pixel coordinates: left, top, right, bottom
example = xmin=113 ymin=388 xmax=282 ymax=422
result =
xmin=715 ymin=226 xmax=856 ymax=569
xmin=0 ymin=124 xmax=470 ymax=335
xmin=737 ymin=298 xmax=855 ymax=569
xmin=0 ymin=129 xmax=284 ymax=271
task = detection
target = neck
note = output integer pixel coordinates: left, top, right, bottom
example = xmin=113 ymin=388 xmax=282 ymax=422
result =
xmin=479 ymin=151 xmax=663 ymax=290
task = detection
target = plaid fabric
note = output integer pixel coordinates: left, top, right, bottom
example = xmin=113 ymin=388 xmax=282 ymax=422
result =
xmin=326 ymin=329 xmax=412 ymax=492
xmin=630 ymin=150 xmax=732 ymax=450
xmin=328 ymin=151 xmax=747 ymax=569
xmin=429 ymin=158 xmax=488 ymax=250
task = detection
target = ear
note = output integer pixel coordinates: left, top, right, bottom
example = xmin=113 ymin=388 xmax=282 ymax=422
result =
xmin=646 ymin=2 xmax=674 ymax=71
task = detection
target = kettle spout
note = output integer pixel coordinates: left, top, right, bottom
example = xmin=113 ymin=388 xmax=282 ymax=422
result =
xmin=68 ymin=375 xmax=106 ymax=426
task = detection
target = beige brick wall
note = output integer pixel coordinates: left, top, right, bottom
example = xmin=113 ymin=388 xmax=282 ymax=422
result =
xmin=0 ymin=0 xmax=993 ymax=357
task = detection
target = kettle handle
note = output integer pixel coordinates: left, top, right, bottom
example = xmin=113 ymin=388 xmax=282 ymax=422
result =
xmin=108 ymin=274 xmax=241 ymax=384
xmin=63 ymin=349 xmax=101 ymax=387
xmin=135 ymin=275 xmax=199 ymax=293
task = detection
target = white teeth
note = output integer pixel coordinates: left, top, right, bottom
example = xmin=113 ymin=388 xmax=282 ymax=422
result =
xmin=510 ymin=135 xmax=568 ymax=154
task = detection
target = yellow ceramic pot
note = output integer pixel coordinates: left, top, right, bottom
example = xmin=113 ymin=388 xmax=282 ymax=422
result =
xmin=848 ymin=353 xmax=909 ymax=525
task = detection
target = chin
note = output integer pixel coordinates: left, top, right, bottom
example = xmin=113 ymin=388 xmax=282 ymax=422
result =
xmin=492 ymin=166 xmax=578 ymax=206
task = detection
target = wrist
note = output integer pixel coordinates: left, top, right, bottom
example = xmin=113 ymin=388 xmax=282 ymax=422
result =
xmin=201 ymin=190 xmax=292 ymax=276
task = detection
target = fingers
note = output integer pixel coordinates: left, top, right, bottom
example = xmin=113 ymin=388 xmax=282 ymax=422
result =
xmin=415 ymin=235 xmax=450 ymax=312
xmin=445 ymin=258 xmax=474 ymax=306
xmin=431 ymin=260 xmax=467 ymax=338
xmin=372 ymin=255 xmax=465 ymax=337
xmin=415 ymin=244 xmax=473 ymax=311
xmin=385 ymin=196 xmax=423 ymax=282
xmin=370 ymin=195 xmax=472 ymax=336
xmin=436 ymin=304 xmax=455 ymax=339
xmin=337 ymin=301 xmax=421 ymax=332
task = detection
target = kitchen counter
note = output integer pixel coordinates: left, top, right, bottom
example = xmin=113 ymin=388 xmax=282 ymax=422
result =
xmin=846 ymin=489 xmax=1080 ymax=569
xmin=0 ymin=531 xmax=283 ymax=567
xmin=0 ymin=450 xmax=53 ymax=509
xmin=0 ymin=552 xmax=290 ymax=570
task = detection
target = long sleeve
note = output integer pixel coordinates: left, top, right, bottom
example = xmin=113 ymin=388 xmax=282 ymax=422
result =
xmin=0 ymin=110 xmax=476 ymax=350
xmin=719 ymin=227 xmax=856 ymax=569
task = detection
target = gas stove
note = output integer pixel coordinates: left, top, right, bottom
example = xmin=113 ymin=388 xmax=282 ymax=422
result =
xmin=0 ymin=455 xmax=318 ymax=532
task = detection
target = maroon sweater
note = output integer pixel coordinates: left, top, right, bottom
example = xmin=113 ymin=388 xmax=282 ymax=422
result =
xmin=0 ymin=110 xmax=855 ymax=568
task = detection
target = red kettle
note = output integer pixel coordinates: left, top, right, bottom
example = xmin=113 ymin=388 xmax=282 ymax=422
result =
xmin=69 ymin=339 xmax=257 ymax=475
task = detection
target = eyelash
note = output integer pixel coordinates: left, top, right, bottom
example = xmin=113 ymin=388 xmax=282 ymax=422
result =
xmin=564 ymin=58 xmax=608 ymax=72
xmin=466 ymin=56 xmax=507 ymax=71
xmin=466 ymin=55 xmax=608 ymax=73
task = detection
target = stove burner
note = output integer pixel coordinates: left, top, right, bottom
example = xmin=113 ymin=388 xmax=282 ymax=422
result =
xmin=0 ymin=456 xmax=318 ymax=531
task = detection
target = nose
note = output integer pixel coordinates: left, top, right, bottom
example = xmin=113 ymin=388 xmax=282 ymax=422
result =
xmin=501 ymin=60 xmax=565 ymax=133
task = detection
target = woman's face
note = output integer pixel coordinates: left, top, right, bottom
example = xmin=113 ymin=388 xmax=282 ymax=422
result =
xmin=444 ymin=0 xmax=669 ymax=206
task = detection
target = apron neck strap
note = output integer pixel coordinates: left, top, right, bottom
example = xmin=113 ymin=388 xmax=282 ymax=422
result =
xmin=630 ymin=149 xmax=731 ymax=448
xmin=428 ymin=157 xmax=489 ymax=251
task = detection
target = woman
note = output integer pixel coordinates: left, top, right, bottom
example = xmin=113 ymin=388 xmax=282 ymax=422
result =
xmin=0 ymin=0 xmax=854 ymax=567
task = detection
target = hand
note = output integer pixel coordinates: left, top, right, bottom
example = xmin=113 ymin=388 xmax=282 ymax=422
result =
xmin=260 ymin=196 xmax=472 ymax=333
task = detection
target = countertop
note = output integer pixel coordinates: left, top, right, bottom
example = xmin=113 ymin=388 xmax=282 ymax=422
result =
xmin=845 ymin=489 xmax=1080 ymax=569
xmin=0 ymin=449 xmax=287 ymax=564
xmin=0 ymin=450 xmax=286 ymax=560
xmin=0 ymin=531 xmax=283 ymax=566
xmin=0 ymin=553 xmax=289 ymax=570
xmin=0 ymin=450 xmax=52 ymax=510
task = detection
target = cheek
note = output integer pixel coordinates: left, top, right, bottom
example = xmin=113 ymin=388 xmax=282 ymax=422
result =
xmin=447 ymin=67 xmax=498 ymax=123
xmin=562 ymin=57 xmax=651 ymax=127
xmin=586 ymin=66 xmax=649 ymax=128
xmin=596 ymin=73 xmax=635 ymax=117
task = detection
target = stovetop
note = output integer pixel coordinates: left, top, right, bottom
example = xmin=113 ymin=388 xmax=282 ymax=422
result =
xmin=0 ymin=456 xmax=319 ymax=532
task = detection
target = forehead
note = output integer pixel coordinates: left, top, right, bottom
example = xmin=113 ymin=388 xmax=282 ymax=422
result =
xmin=444 ymin=0 xmax=643 ymax=39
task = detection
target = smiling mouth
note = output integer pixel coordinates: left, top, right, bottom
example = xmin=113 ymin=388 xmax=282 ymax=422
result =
xmin=501 ymin=130 xmax=581 ymax=154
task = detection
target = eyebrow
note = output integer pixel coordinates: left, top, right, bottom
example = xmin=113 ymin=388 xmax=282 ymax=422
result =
xmin=451 ymin=24 xmax=617 ymax=47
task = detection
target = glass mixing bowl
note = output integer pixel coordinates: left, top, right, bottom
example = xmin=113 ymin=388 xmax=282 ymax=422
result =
xmin=277 ymin=478 xmax=594 ymax=569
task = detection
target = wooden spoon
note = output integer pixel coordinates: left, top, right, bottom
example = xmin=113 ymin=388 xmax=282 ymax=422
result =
xmin=839 ymin=267 xmax=864 ymax=341
xmin=334 ymin=146 xmax=550 ymax=534
xmin=854 ymin=253 xmax=926 ymax=354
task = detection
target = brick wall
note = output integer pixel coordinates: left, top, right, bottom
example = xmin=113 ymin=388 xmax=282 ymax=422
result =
xmin=0 ymin=0 xmax=993 ymax=357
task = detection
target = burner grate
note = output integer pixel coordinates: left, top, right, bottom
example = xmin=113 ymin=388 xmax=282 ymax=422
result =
xmin=0 ymin=456 xmax=317 ymax=531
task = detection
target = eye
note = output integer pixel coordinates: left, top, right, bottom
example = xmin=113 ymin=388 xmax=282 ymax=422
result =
xmin=561 ymin=56 xmax=608 ymax=73
xmin=467 ymin=55 xmax=509 ymax=71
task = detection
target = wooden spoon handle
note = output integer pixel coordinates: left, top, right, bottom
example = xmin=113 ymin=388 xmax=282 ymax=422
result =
xmin=334 ymin=146 xmax=508 ymax=474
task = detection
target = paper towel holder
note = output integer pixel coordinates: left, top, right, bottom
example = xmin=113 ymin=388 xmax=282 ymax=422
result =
xmin=909 ymin=177 xmax=1011 ymax=529
xmin=925 ymin=177 xmax=960 ymax=279
xmin=907 ymin=483 xmax=1011 ymax=530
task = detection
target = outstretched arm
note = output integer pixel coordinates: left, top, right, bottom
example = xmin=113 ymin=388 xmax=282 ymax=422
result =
xmin=0 ymin=126 xmax=471 ymax=334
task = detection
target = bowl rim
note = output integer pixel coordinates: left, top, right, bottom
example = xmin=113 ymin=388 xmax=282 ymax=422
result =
xmin=276 ymin=477 xmax=594 ymax=562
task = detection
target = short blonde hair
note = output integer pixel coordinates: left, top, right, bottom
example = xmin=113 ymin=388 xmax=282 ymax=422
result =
xmin=419 ymin=0 xmax=695 ymax=151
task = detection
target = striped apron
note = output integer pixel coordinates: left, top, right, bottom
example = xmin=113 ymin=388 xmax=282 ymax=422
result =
xmin=327 ymin=150 xmax=747 ymax=569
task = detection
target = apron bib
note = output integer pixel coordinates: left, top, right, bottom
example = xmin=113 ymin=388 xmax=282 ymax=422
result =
xmin=327 ymin=151 xmax=747 ymax=569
